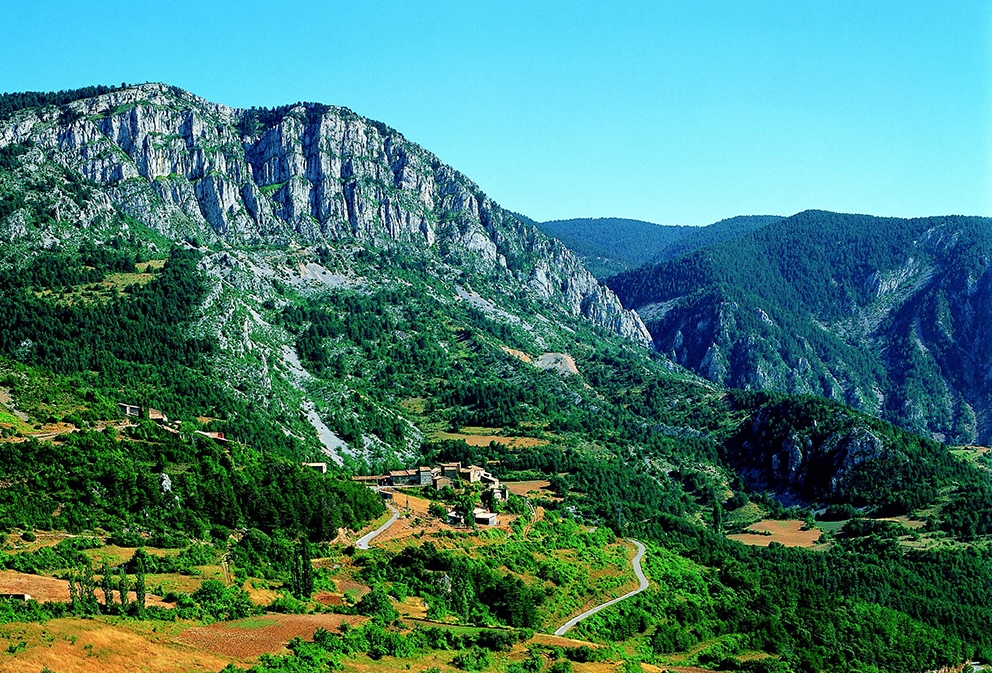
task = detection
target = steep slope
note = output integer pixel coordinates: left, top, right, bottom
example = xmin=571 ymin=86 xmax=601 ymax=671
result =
xmin=0 ymin=83 xmax=650 ymax=347
xmin=609 ymin=210 xmax=992 ymax=443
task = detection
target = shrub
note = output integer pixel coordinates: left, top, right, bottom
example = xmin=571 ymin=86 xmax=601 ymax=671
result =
xmin=452 ymin=646 xmax=491 ymax=671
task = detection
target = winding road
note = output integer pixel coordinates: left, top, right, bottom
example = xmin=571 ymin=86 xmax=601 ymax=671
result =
xmin=355 ymin=501 xmax=399 ymax=550
xmin=554 ymin=538 xmax=648 ymax=636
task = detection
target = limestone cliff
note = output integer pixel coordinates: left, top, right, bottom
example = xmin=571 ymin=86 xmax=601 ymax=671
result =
xmin=0 ymin=83 xmax=651 ymax=347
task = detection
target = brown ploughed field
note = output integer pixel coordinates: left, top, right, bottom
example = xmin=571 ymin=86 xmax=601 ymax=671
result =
xmin=727 ymin=520 xmax=822 ymax=548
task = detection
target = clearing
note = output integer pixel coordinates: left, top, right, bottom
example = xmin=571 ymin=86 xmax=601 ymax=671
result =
xmin=176 ymin=613 xmax=365 ymax=660
xmin=506 ymin=480 xmax=559 ymax=500
xmin=431 ymin=430 xmax=548 ymax=448
xmin=727 ymin=520 xmax=823 ymax=548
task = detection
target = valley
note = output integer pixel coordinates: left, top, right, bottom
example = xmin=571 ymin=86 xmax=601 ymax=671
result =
xmin=0 ymin=84 xmax=989 ymax=673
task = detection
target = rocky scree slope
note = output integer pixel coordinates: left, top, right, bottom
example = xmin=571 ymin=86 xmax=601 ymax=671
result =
xmin=609 ymin=210 xmax=992 ymax=444
xmin=0 ymin=83 xmax=650 ymax=347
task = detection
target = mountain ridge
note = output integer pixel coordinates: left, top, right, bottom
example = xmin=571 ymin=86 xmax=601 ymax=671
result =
xmin=608 ymin=209 xmax=992 ymax=443
xmin=531 ymin=214 xmax=782 ymax=278
xmin=0 ymin=82 xmax=651 ymax=348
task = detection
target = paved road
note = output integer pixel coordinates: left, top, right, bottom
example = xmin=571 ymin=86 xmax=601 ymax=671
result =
xmin=355 ymin=502 xmax=399 ymax=550
xmin=554 ymin=538 xmax=648 ymax=636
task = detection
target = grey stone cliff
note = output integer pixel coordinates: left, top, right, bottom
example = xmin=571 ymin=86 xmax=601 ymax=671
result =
xmin=1 ymin=83 xmax=652 ymax=347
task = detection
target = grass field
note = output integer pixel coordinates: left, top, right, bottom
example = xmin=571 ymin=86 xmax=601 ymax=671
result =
xmin=505 ymin=480 xmax=551 ymax=496
xmin=0 ymin=618 xmax=229 ymax=673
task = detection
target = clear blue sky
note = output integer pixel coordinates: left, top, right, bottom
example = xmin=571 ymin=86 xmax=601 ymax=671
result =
xmin=2 ymin=1 xmax=989 ymax=225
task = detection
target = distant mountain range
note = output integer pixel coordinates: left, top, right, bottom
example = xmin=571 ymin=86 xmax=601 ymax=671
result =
xmin=524 ymin=214 xmax=781 ymax=278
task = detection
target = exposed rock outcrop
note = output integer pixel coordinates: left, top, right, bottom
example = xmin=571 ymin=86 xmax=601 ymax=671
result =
xmin=1 ymin=83 xmax=651 ymax=347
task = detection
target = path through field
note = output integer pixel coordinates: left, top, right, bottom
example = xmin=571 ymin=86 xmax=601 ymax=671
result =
xmin=554 ymin=539 xmax=648 ymax=636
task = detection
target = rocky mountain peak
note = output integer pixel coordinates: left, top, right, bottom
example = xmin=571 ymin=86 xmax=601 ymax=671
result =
xmin=1 ymin=84 xmax=651 ymax=346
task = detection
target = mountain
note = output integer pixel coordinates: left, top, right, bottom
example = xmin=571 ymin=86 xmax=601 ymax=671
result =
xmin=530 ymin=216 xmax=691 ymax=277
xmin=531 ymin=215 xmax=781 ymax=278
xmin=0 ymin=83 xmax=651 ymax=347
xmin=2 ymin=86 xmax=992 ymax=671
xmin=655 ymin=214 xmax=782 ymax=262
xmin=609 ymin=209 xmax=992 ymax=443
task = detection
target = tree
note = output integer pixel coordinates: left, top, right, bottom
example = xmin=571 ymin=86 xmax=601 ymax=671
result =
xmin=99 ymin=562 xmax=115 ymax=608
xmin=356 ymin=585 xmax=398 ymax=623
xmin=117 ymin=565 xmax=131 ymax=611
xmin=456 ymin=493 xmax=479 ymax=529
xmin=133 ymin=550 xmax=147 ymax=615
xmin=290 ymin=539 xmax=315 ymax=600
xmin=68 ymin=558 xmax=99 ymax=616
xmin=428 ymin=501 xmax=447 ymax=519
xmin=711 ymin=492 xmax=724 ymax=535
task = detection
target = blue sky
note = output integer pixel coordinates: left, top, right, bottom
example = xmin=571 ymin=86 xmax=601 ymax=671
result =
xmin=2 ymin=1 xmax=989 ymax=225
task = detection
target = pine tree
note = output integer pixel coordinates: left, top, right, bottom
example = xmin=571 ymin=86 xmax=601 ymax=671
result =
xmin=134 ymin=552 xmax=147 ymax=615
xmin=69 ymin=558 xmax=99 ymax=616
xmin=117 ymin=565 xmax=131 ymax=611
xmin=99 ymin=562 xmax=115 ymax=609
xmin=290 ymin=538 xmax=315 ymax=599
xmin=711 ymin=492 xmax=724 ymax=535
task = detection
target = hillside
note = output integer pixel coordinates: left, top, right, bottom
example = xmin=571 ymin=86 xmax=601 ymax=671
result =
xmin=0 ymin=86 xmax=991 ymax=673
xmin=532 ymin=215 xmax=780 ymax=278
xmin=531 ymin=217 xmax=691 ymax=278
xmin=609 ymin=210 xmax=992 ymax=444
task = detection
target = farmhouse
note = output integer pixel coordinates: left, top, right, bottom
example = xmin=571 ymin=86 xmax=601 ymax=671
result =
xmin=388 ymin=467 xmax=433 ymax=486
xmin=302 ymin=462 xmax=328 ymax=474
xmin=460 ymin=464 xmax=485 ymax=482
xmin=473 ymin=508 xmax=499 ymax=526
xmin=351 ymin=474 xmax=391 ymax=487
xmin=352 ymin=462 xmax=502 ymax=495
xmin=118 ymin=403 xmax=140 ymax=417
xmin=439 ymin=462 xmax=462 ymax=479
xmin=482 ymin=485 xmax=509 ymax=507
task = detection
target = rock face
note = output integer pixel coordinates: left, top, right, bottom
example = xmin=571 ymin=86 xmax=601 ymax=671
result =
xmin=723 ymin=396 xmax=940 ymax=508
xmin=609 ymin=210 xmax=992 ymax=443
xmin=1 ymin=83 xmax=651 ymax=347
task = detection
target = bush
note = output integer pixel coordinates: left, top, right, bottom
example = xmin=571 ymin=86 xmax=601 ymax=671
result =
xmin=20 ymin=531 xmax=35 ymax=542
xmin=452 ymin=646 xmax=491 ymax=671
xmin=356 ymin=586 xmax=398 ymax=623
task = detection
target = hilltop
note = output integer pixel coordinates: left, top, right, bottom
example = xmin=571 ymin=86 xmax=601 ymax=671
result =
xmin=529 ymin=215 xmax=781 ymax=278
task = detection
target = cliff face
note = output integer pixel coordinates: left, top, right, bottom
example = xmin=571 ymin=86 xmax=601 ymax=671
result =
xmin=609 ymin=211 xmax=992 ymax=443
xmin=0 ymin=83 xmax=651 ymax=346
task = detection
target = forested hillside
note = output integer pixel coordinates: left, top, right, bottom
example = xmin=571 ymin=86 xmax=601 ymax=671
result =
xmin=532 ymin=217 xmax=690 ymax=277
xmin=531 ymin=215 xmax=780 ymax=278
xmin=609 ymin=210 xmax=992 ymax=444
